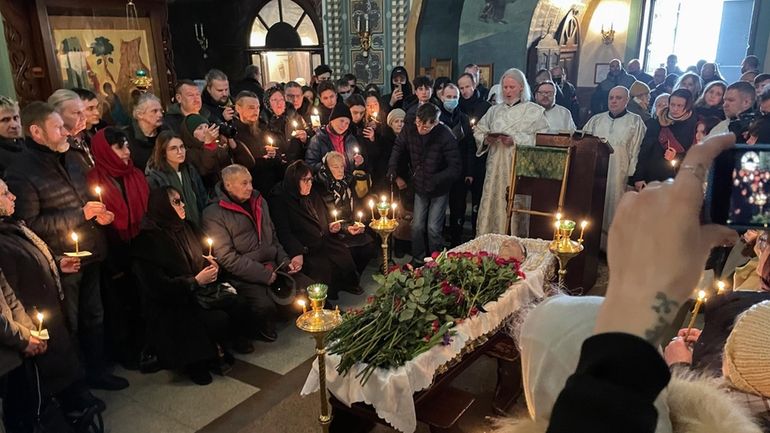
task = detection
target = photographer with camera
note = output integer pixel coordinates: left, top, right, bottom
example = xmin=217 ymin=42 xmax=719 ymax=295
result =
xmin=179 ymin=113 xmax=234 ymax=191
xmin=707 ymin=81 xmax=757 ymax=143
xmin=202 ymin=69 xmax=235 ymax=125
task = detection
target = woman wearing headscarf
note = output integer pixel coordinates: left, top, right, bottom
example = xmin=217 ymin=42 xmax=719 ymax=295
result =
xmin=87 ymin=127 xmax=149 ymax=366
xmin=146 ymin=131 xmax=208 ymax=227
xmin=632 ymin=89 xmax=698 ymax=190
xmin=694 ymin=81 xmax=727 ymax=121
xmin=313 ymin=151 xmax=376 ymax=274
xmin=628 ymin=81 xmax=652 ymax=122
xmin=131 ymin=186 xmax=249 ymax=385
xmin=269 ymin=161 xmax=362 ymax=300
xmin=674 ymin=72 xmax=704 ymax=100
xmin=0 ymin=178 xmax=104 ymax=425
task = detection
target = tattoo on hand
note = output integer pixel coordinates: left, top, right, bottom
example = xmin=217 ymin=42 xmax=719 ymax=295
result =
xmin=645 ymin=292 xmax=679 ymax=343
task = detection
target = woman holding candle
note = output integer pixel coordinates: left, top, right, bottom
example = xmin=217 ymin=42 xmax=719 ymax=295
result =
xmin=87 ymin=127 xmax=150 ymax=367
xmin=305 ymin=103 xmax=365 ymax=177
xmin=261 ymin=86 xmax=307 ymax=164
xmin=146 ymin=131 xmax=208 ymax=227
xmin=314 ymin=151 xmax=376 ymax=274
xmin=132 ymin=186 xmax=251 ymax=385
xmin=0 ymin=178 xmax=109 ymax=422
xmin=270 ymin=161 xmax=363 ymax=300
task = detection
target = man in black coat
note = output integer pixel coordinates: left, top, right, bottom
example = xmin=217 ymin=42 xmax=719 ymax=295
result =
xmin=5 ymin=102 xmax=128 ymax=390
xmin=0 ymin=95 xmax=23 ymax=178
xmin=387 ymin=103 xmax=461 ymax=265
xmin=232 ymin=64 xmax=265 ymax=105
xmin=550 ymin=65 xmax=581 ymax=126
xmin=457 ymin=74 xmax=492 ymax=234
xmin=202 ymin=69 xmax=235 ymax=125
xmin=164 ymin=80 xmax=213 ymax=134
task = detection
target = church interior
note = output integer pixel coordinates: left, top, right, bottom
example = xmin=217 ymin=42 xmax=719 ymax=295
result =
xmin=1 ymin=0 xmax=770 ymax=432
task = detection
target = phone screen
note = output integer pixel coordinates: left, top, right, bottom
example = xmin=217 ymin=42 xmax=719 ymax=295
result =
xmin=707 ymin=145 xmax=770 ymax=230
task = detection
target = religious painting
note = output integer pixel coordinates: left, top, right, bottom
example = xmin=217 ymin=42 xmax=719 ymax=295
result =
xmin=431 ymin=58 xmax=453 ymax=79
xmin=350 ymin=0 xmax=383 ymax=34
xmin=352 ymin=50 xmax=384 ymax=84
xmin=477 ymin=64 xmax=494 ymax=88
xmin=594 ymin=63 xmax=610 ymax=84
xmin=49 ymin=16 xmax=161 ymax=110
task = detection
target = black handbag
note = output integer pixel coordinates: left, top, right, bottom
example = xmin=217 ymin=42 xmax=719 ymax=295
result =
xmin=194 ymin=282 xmax=238 ymax=310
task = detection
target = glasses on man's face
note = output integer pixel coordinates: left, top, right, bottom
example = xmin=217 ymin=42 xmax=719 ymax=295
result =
xmin=285 ymin=93 xmax=301 ymax=100
xmin=171 ymin=197 xmax=184 ymax=206
xmin=536 ymin=91 xmax=554 ymax=97
xmin=415 ymin=120 xmax=436 ymax=130
xmin=300 ymin=176 xmax=313 ymax=184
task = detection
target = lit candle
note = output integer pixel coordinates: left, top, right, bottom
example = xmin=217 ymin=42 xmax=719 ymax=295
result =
xmin=36 ymin=311 xmax=44 ymax=333
xmin=686 ymin=290 xmax=706 ymax=337
xmin=95 ymin=186 xmax=103 ymax=203
xmin=291 ymin=120 xmax=299 ymax=137
xmin=369 ymin=199 xmax=375 ymax=219
xmin=71 ymin=232 xmax=79 ymax=254
xmin=391 ymin=202 xmax=398 ymax=219
xmin=353 ymin=146 xmax=360 ymax=155
xmin=206 ymin=238 xmax=213 ymax=256
xmin=717 ymin=280 xmax=726 ymax=295
xmin=331 ymin=209 xmax=339 ymax=223
xmin=372 ymin=111 xmax=379 ymax=122
xmin=266 ymin=136 xmax=275 ymax=148
xmin=298 ymin=299 xmax=307 ymax=314
xmin=470 ymin=118 xmax=476 ymax=127
xmin=357 ymin=211 xmax=363 ymax=223
xmin=311 ymin=108 xmax=321 ymax=128
xmin=553 ymin=212 xmax=562 ymax=241
xmin=578 ymin=220 xmax=588 ymax=243
xmin=670 ymin=159 xmax=678 ymax=168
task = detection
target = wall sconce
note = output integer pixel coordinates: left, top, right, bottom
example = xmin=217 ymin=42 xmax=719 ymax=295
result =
xmin=194 ymin=23 xmax=209 ymax=59
xmin=601 ymin=23 xmax=615 ymax=45
xmin=356 ymin=14 xmax=372 ymax=57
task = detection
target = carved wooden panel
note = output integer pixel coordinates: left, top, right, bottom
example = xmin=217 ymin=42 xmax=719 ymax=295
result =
xmin=1 ymin=0 xmax=49 ymax=104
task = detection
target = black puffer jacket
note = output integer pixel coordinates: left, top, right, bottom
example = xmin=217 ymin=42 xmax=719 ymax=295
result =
xmin=387 ymin=122 xmax=461 ymax=197
xmin=0 ymin=137 xmax=24 ymax=177
xmin=5 ymin=138 xmax=105 ymax=259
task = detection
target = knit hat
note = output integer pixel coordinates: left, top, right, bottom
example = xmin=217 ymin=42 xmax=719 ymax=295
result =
xmin=329 ymin=103 xmax=352 ymax=122
xmin=630 ymin=80 xmax=650 ymax=97
xmin=184 ymin=114 xmax=209 ymax=133
xmin=723 ymin=300 xmax=770 ymax=397
xmin=386 ymin=109 xmax=406 ymax=127
xmin=314 ymin=64 xmax=333 ymax=77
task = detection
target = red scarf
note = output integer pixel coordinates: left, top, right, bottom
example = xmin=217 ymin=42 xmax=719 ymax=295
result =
xmin=326 ymin=125 xmax=347 ymax=165
xmin=87 ymin=129 xmax=149 ymax=241
xmin=217 ymin=195 xmax=264 ymax=242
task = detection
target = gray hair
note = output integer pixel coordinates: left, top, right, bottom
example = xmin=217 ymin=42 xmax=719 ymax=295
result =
xmin=499 ymin=68 xmax=532 ymax=102
xmin=0 ymin=95 xmax=19 ymax=112
xmin=205 ymin=69 xmax=228 ymax=87
xmin=221 ymin=164 xmax=250 ymax=183
xmin=47 ymin=89 xmax=80 ymax=112
xmin=441 ymin=83 xmax=459 ymax=96
xmin=132 ymin=93 xmax=161 ymax=118
xmin=324 ymin=151 xmax=345 ymax=166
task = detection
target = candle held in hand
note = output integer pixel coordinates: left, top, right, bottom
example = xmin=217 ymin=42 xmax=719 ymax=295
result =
xmin=95 ymin=186 xmax=103 ymax=203
xmin=686 ymin=290 xmax=707 ymax=336
xmin=357 ymin=211 xmax=363 ymax=223
xmin=71 ymin=232 xmax=79 ymax=253
xmin=206 ymin=238 xmax=213 ymax=256
xmin=36 ymin=311 xmax=44 ymax=332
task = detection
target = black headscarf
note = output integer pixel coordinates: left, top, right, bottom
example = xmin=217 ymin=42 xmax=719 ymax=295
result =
xmin=282 ymin=161 xmax=319 ymax=221
xmin=144 ymin=186 xmax=204 ymax=273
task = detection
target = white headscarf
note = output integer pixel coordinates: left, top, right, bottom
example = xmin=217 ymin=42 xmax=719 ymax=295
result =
xmin=518 ymin=295 xmax=673 ymax=433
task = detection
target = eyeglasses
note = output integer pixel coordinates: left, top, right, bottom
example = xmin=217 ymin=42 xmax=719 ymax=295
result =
xmin=168 ymin=145 xmax=186 ymax=153
xmin=536 ymin=91 xmax=555 ymax=97
xmin=300 ymin=176 xmax=313 ymax=184
xmin=415 ymin=120 xmax=437 ymax=130
xmin=171 ymin=198 xmax=184 ymax=206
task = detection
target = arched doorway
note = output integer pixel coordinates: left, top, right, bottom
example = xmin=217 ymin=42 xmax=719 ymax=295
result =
xmin=247 ymin=0 xmax=323 ymax=85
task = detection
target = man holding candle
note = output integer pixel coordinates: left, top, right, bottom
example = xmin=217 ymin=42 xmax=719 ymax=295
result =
xmin=203 ymin=165 xmax=311 ymax=342
xmin=387 ymin=103 xmax=461 ymax=265
xmin=5 ymin=102 xmax=128 ymax=391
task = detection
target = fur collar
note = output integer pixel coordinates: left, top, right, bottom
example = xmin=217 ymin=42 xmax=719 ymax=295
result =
xmin=492 ymin=374 xmax=763 ymax=433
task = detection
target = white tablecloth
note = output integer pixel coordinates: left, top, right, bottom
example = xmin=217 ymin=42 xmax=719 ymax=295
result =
xmin=301 ymin=234 xmax=555 ymax=433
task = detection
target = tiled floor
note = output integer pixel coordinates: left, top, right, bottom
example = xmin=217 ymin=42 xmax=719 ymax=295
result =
xmin=98 ymin=245 xmax=609 ymax=433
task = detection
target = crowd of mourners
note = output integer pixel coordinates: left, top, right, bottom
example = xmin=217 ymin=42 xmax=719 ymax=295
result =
xmin=0 ymin=51 xmax=769 ymax=433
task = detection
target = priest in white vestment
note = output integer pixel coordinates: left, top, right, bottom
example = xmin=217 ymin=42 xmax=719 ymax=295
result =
xmin=583 ymin=86 xmax=646 ymax=249
xmin=474 ymin=68 xmax=550 ymax=235
xmin=534 ymin=81 xmax=576 ymax=133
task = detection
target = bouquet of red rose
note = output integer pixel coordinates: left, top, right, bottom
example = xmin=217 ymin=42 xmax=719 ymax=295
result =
xmin=327 ymin=250 xmax=524 ymax=385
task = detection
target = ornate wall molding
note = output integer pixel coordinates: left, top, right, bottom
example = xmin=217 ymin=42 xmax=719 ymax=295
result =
xmin=323 ymin=0 xmax=344 ymax=75
xmin=390 ymin=0 xmax=408 ymax=70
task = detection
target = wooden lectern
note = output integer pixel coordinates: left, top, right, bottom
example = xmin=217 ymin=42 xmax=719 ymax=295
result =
xmin=510 ymin=132 xmax=612 ymax=292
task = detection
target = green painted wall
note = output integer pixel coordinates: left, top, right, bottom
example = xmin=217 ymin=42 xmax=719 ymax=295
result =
xmin=0 ymin=18 xmax=16 ymax=98
xmin=624 ymin=0 xmax=645 ymax=62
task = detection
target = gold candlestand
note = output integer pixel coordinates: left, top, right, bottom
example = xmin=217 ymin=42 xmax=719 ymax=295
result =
xmin=369 ymin=202 xmax=398 ymax=273
xmin=548 ymin=220 xmax=584 ymax=286
xmin=296 ymin=284 xmax=343 ymax=433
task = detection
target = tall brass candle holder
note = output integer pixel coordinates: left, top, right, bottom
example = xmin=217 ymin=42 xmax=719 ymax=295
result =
xmin=296 ymin=284 xmax=342 ymax=433
xmin=369 ymin=197 xmax=398 ymax=273
xmin=548 ymin=219 xmax=585 ymax=286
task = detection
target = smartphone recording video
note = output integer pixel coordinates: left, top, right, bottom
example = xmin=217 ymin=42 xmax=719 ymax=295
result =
xmin=706 ymin=144 xmax=770 ymax=230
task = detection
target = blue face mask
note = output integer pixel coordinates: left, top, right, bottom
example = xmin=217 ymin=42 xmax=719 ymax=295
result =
xmin=443 ymin=98 xmax=459 ymax=111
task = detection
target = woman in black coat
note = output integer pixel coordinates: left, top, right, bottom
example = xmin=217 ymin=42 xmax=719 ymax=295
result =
xmin=0 ymin=178 xmax=102 ymax=419
xmin=131 ymin=186 xmax=249 ymax=385
xmin=269 ymin=161 xmax=362 ymax=300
